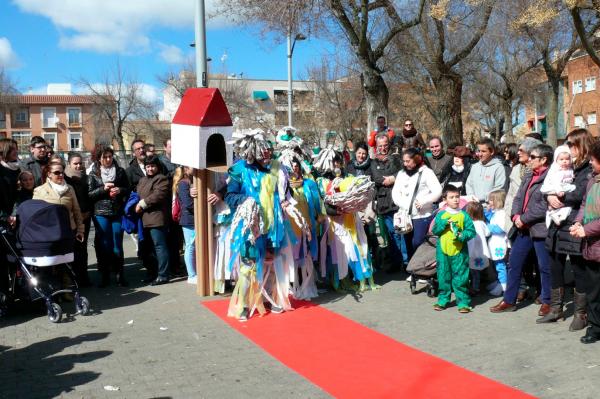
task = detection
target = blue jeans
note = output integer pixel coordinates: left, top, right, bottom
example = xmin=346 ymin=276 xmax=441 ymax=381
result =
xmin=504 ymin=232 xmax=552 ymax=305
xmin=383 ymin=213 xmax=408 ymax=265
xmin=93 ymin=215 xmax=124 ymax=259
xmin=182 ymin=226 xmax=196 ymax=278
xmin=404 ymin=216 xmax=433 ymax=261
xmin=146 ymin=227 xmax=170 ymax=280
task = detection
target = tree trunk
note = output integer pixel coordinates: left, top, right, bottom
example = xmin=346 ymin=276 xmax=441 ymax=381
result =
xmin=363 ymin=69 xmax=389 ymax=135
xmin=113 ymin=127 xmax=127 ymax=160
xmin=433 ymin=73 xmax=464 ymax=145
xmin=503 ymin=99 xmax=513 ymax=139
xmin=546 ymin=79 xmax=560 ymax=147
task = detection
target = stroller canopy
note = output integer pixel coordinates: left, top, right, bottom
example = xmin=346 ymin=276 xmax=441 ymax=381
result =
xmin=16 ymin=200 xmax=74 ymax=257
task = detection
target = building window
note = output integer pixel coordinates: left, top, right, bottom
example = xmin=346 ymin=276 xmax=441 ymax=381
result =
xmin=11 ymin=131 xmax=31 ymax=148
xmin=69 ymin=132 xmax=82 ymax=150
xmin=573 ymin=80 xmax=583 ymax=94
xmin=67 ymin=107 xmax=81 ymax=126
xmin=15 ymin=108 xmax=28 ymax=123
xmin=41 ymin=107 xmax=57 ymax=128
xmin=588 ymin=112 xmax=597 ymax=125
xmin=586 ymin=77 xmax=596 ymax=92
xmin=43 ymin=133 xmax=57 ymax=150
xmin=575 ymin=114 xmax=585 ymax=127
xmin=0 ymin=111 xmax=5 ymax=129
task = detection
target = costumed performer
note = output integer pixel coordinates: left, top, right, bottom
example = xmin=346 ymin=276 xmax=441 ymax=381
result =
xmin=225 ymin=129 xmax=295 ymax=321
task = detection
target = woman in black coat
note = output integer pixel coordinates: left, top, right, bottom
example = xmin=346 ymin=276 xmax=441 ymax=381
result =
xmin=347 ymin=142 xmax=372 ymax=177
xmin=443 ymin=145 xmax=471 ymax=195
xmin=540 ymin=129 xmax=594 ymax=328
xmin=490 ymin=144 xmax=554 ymax=317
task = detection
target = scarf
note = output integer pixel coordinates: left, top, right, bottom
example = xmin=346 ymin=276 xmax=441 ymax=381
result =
xmin=64 ymin=165 xmax=82 ymax=179
xmin=402 ymin=127 xmax=418 ymax=138
xmin=49 ymin=180 xmax=69 ymax=196
xmin=405 ymin=165 xmax=420 ymax=176
xmin=1 ymin=160 xmax=20 ymax=171
xmin=583 ymin=173 xmax=600 ymax=224
xmin=101 ymin=165 xmax=116 ymax=183
xmin=352 ymin=157 xmax=371 ymax=171
xmin=452 ymin=164 xmax=464 ymax=173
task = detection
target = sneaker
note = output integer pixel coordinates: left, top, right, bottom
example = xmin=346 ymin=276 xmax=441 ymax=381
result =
xmin=238 ymin=313 xmax=248 ymax=322
xmin=405 ymin=275 xmax=413 ymax=282
xmin=187 ymin=276 xmax=197 ymax=285
xmin=417 ymin=279 xmax=429 ymax=284
xmin=270 ymin=305 xmax=284 ymax=314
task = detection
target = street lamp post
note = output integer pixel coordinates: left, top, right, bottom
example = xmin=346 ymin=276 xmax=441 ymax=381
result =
xmin=194 ymin=0 xmax=208 ymax=88
xmin=287 ymin=31 xmax=306 ymax=127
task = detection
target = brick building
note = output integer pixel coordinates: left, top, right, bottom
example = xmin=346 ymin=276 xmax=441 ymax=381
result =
xmin=524 ymin=50 xmax=600 ymax=139
xmin=0 ymin=94 xmax=110 ymax=153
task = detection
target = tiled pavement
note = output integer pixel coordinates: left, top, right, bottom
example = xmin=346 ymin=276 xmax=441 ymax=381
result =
xmin=1 ymin=232 xmax=600 ymax=398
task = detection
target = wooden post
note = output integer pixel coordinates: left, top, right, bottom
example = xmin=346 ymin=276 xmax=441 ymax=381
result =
xmin=194 ymin=168 xmax=209 ymax=296
xmin=207 ymin=171 xmax=215 ymax=295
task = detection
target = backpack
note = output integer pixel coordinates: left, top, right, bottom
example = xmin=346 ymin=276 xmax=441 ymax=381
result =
xmin=172 ymin=194 xmax=181 ymax=223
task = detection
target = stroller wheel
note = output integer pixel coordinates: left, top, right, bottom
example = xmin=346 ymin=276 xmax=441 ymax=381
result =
xmin=426 ymin=285 xmax=437 ymax=298
xmin=76 ymin=296 xmax=90 ymax=315
xmin=47 ymin=302 xmax=63 ymax=323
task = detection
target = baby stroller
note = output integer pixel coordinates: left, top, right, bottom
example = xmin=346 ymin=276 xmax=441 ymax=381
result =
xmin=0 ymin=200 xmax=90 ymax=323
xmin=406 ymin=235 xmax=438 ymax=297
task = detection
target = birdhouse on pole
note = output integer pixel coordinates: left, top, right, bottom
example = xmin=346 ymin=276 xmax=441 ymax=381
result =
xmin=170 ymin=87 xmax=234 ymax=296
xmin=171 ymin=88 xmax=233 ymax=172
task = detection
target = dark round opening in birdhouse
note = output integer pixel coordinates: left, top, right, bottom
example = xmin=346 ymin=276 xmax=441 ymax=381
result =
xmin=206 ymin=133 xmax=226 ymax=169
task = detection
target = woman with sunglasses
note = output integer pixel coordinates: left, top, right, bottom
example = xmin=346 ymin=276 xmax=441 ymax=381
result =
xmin=33 ymin=162 xmax=85 ymax=246
xmin=541 ymin=129 xmax=594 ymax=330
xmin=491 ymin=144 xmax=554 ymax=317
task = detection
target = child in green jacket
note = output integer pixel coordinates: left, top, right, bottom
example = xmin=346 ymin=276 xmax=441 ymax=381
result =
xmin=431 ymin=185 xmax=476 ymax=313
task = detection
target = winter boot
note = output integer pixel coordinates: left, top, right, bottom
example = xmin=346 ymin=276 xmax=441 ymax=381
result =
xmin=114 ymin=255 xmax=129 ymax=287
xmin=536 ymin=288 xmax=564 ymax=323
xmin=570 ymin=291 xmax=588 ymax=331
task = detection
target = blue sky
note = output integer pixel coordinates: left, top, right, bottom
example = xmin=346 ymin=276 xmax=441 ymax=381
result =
xmin=0 ymin=0 xmax=332 ymax=104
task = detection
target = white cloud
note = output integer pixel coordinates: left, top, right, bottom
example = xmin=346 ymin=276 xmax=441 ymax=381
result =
xmin=157 ymin=43 xmax=185 ymax=65
xmin=13 ymin=0 xmax=231 ymax=55
xmin=0 ymin=37 xmax=20 ymax=69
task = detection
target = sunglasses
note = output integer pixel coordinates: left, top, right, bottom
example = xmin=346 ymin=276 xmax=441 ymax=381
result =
xmin=51 ymin=171 xmax=64 ymax=176
xmin=405 ymin=123 xmax=413 ymax=127
xmin=529 ymin=155 xmax=543 ymax=160
xmin=565 ymin=141 xmax=573 ymax=147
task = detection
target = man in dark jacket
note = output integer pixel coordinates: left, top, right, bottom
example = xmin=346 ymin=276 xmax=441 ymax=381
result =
xmin=126 ymin=139 xmax=146 ymax=191
xmin=393 ymin=120 xmax=426 ymax=151
xmin=369 ymin=134 xmax=405 ymax=269
xmin=21 ymin=136 xmax=48 ymax=187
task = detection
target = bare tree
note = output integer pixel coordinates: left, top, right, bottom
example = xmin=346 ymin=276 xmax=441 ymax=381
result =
xmin=0 ymin=68 xmax=19 ymax=115
xmin=216 ymin=0 xmax=426 ymax=134
xmin=569 ymin=1 xmax=600 ymax=67
xmin=304 ymin=56 xmax=365 ymax=146
xmin=511 ymin=0 xmax=584 ymax=146
xmin=390 ymin=0 xmax=495 ymax=145
xmin=77 ymin=61 xmax=157 ymax=154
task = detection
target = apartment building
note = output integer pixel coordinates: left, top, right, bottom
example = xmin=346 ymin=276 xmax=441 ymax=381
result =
xmin=0 ymin=94 xmax=106 ymax=153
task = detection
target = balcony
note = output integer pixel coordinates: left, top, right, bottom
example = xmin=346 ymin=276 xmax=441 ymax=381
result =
xmin=69 ymin=121 xmax=82 ymax=128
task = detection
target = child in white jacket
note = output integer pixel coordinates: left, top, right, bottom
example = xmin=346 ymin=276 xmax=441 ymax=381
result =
xmin=465 ymin=201 xmax=490 ymax=294
xmin=540 ymin=145 xmax=576 ymax=227
xmin=486 ymin=190 xmax=508 ymax=296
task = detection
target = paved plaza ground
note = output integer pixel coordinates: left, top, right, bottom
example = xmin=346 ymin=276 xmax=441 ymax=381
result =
xmin=1 ymin=231 xmax=600 ymax=399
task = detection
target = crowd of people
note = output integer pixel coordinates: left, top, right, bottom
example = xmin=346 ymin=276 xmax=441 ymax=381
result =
xmin=0 ymin=136 xmax=191 ymax=298
xmin=216 ymin=119 xmax=600 ymax=346
xmin=2 ymin=118 xmax=600 ymax=346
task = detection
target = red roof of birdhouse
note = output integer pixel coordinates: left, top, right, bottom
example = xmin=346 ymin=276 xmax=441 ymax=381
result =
xmin=172 ymin=88 xmax=233 ymax=127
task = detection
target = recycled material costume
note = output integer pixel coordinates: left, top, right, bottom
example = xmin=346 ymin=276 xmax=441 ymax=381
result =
xmin=225 ymin=130 xmax=295 ymax=320
xmin=276 ymin=129 xmax=322 ymax=300
xmin=314 ymin=146 xmax=377 ymax=291
xmin=431 ymin=208 xmax=476 ymax=309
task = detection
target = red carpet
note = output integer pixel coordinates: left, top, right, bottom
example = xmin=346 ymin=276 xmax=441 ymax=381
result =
xmin=203 ymin=299 xmax=535 ymax=399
